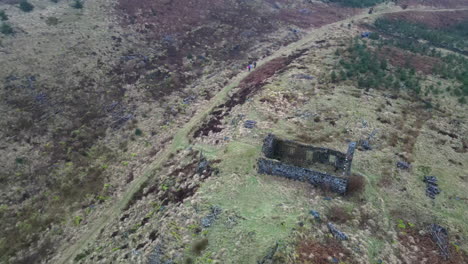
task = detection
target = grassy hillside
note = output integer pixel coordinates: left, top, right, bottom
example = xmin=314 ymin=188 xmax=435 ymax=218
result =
xmin=1 ymin=1 xmax=468 ymax=263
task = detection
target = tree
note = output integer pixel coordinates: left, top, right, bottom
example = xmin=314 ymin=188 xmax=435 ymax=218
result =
xmin=339 ymin=70 xmax=347 ymax=81
xmin=19 ymin=1 xmax=34 ymax=12
xmin=380 ymin=59 xmax=387 ymax=70
xmin=331 ymin=71 xmax=338 ymax=83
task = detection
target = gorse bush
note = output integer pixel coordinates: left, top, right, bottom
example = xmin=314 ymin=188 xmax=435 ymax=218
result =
xmin=0 ymin=10 xmax=8 ymax=21
xmin=328 ymin=206 xmax=351 ymax=223
xmin=46 ymin=16 xmax=59 ymax=26
xmin=374 ymin=18 xmax=468 ymax=52
xmin=374 ymin=18 xmax=468 ymax=102
xmin=347 ymin=175 xmax=366 ymax=195
xmin=0 ymin=23 xmax=13 ymax=35
xmin=19 ymin=1 xmax=34 ymax=12
xmin=71 ymin=0 xmax=83 ymax=9
xmin=135 ymin=128 xmax=143 ymax=136
xmin=334 ymin=39 xmax=422 ymax=93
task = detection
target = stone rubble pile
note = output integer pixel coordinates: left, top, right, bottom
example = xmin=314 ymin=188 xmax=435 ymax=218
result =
xmin=327 ymin=223 xmax=348 ymax=240
xmin=397 ymin=161 xmax=411 ymax=170
xmin=201 ymin=206 xmax=222 ymax=228
xmin=423 ymin=176 xmax=441 ymax=199
xmin=430 ymin=224 xmax=450 ymax=260
xmin=244 ymin=120 xmax=257 ymax=129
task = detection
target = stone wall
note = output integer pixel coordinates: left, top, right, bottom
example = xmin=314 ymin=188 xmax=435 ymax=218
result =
xmin=259 ymin=134 xmax=355 ymax=194
xmin=257 ymin=158 xmax=348 ymax=194
xmin=261 ymin=134 xmax=354 ymax=174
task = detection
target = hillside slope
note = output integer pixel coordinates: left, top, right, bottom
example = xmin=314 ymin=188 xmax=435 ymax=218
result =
xmin=1 ymin=0 xmax=467 ymax=263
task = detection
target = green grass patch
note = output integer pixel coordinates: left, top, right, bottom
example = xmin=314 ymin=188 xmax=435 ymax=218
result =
xmin=194 ymin=140 xmax=311 ymax=263
xmin=367 ymin=237 xmax=385 ymax=263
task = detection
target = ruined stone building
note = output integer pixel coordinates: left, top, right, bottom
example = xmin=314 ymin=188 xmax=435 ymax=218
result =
xmin=257 ymin=134 xmax=356 ymax=194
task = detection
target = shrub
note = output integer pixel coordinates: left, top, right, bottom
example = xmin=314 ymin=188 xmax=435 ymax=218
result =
xmin=135 ymin=128 xmax=143 ymax=136
xmin=369 ymin=32 xmax=380 ymax=40
xmin=192 ymin=238 xmax=209 ymax=255
xmin=45 ymin=16 xmax=59 ymax=26
xmin=50 ymin=0 xmax=59 ymax=3
xmin=71 ymin=0 xmax=83 ymax=9
xmin=331 ymin=71 xmax=338 ymax=83
xmin=0 ymin=23 xmax=13 ymax=35
xmin=347 ymin=174 xmax=365 ymax=194
xmin=19 ymin=1 xmax=34 ymax=12
xmin=327 ymin=206 xmax=351 ymax=224
xmin=0 ymin=10 xmax=7 ymax=21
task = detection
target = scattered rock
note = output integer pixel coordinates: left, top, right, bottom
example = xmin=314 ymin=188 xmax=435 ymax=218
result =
xmin=258 ymin=242 xmax=279 ymax=264
xmin=197 ymin=155 xmax=210 ymax=174
xmin=310 ymin=210 xmax=321 ymax=221
xmin=147 ymin=244 xmax=173 ymax=264
xmin=397 ymin=161 xmax=411 ymax=170
xmin=423 ymin=176 xmax=441 ymax=199
xmin=361 ymin=32 xmax=371 ymax=38
xmin=327 ymin=223 xmax=348 ymax=241
xmin=183 ymin=96 xmax=196 ymax=105
xmin=358 ymin=140 xmax=372 ymax=151
xmin=244 ymin=120 xmax=257 ymax=129
xmin=201 ymin=206 xmax=222 ymax=228
xmin=430 ymin=224 xmax=449 ymax=260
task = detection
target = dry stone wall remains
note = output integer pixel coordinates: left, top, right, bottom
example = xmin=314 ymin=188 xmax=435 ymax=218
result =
xmin=257 ymin=158 xmax=348 ymax=194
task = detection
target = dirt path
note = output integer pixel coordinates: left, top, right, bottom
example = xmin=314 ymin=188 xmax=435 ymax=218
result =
xmin=54 ymin=4 xmax=468 ymax=263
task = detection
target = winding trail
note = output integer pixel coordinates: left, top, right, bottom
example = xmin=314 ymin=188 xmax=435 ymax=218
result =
xmin=55 ymin=5 xmax=468 ymax=263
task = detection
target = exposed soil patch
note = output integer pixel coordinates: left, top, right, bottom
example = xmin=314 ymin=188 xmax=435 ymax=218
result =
xmin=384 ymin=10 xmax=468 ymax=29
xmin=296 ymin=238 xmax=357 ymax=264
xmin=398 ymin=229 xmax=468 ymax=264
xmin=126 ymin=150 xmax=216 ymax=209
xmin=193 ymin=50 xmax=307 ymax=137
xmin=378 ymin=46 xmax=441 ymax=75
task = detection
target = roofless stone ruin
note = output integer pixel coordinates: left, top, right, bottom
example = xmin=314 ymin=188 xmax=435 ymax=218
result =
xmin=257 ymin=134 xmax=356 ymax=194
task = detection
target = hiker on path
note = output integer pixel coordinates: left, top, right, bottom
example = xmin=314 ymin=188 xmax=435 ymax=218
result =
xmin=247 ymin=64 xmax=251 ymax=72
xmin=253 ymin=61 xmax=257 ymax=68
